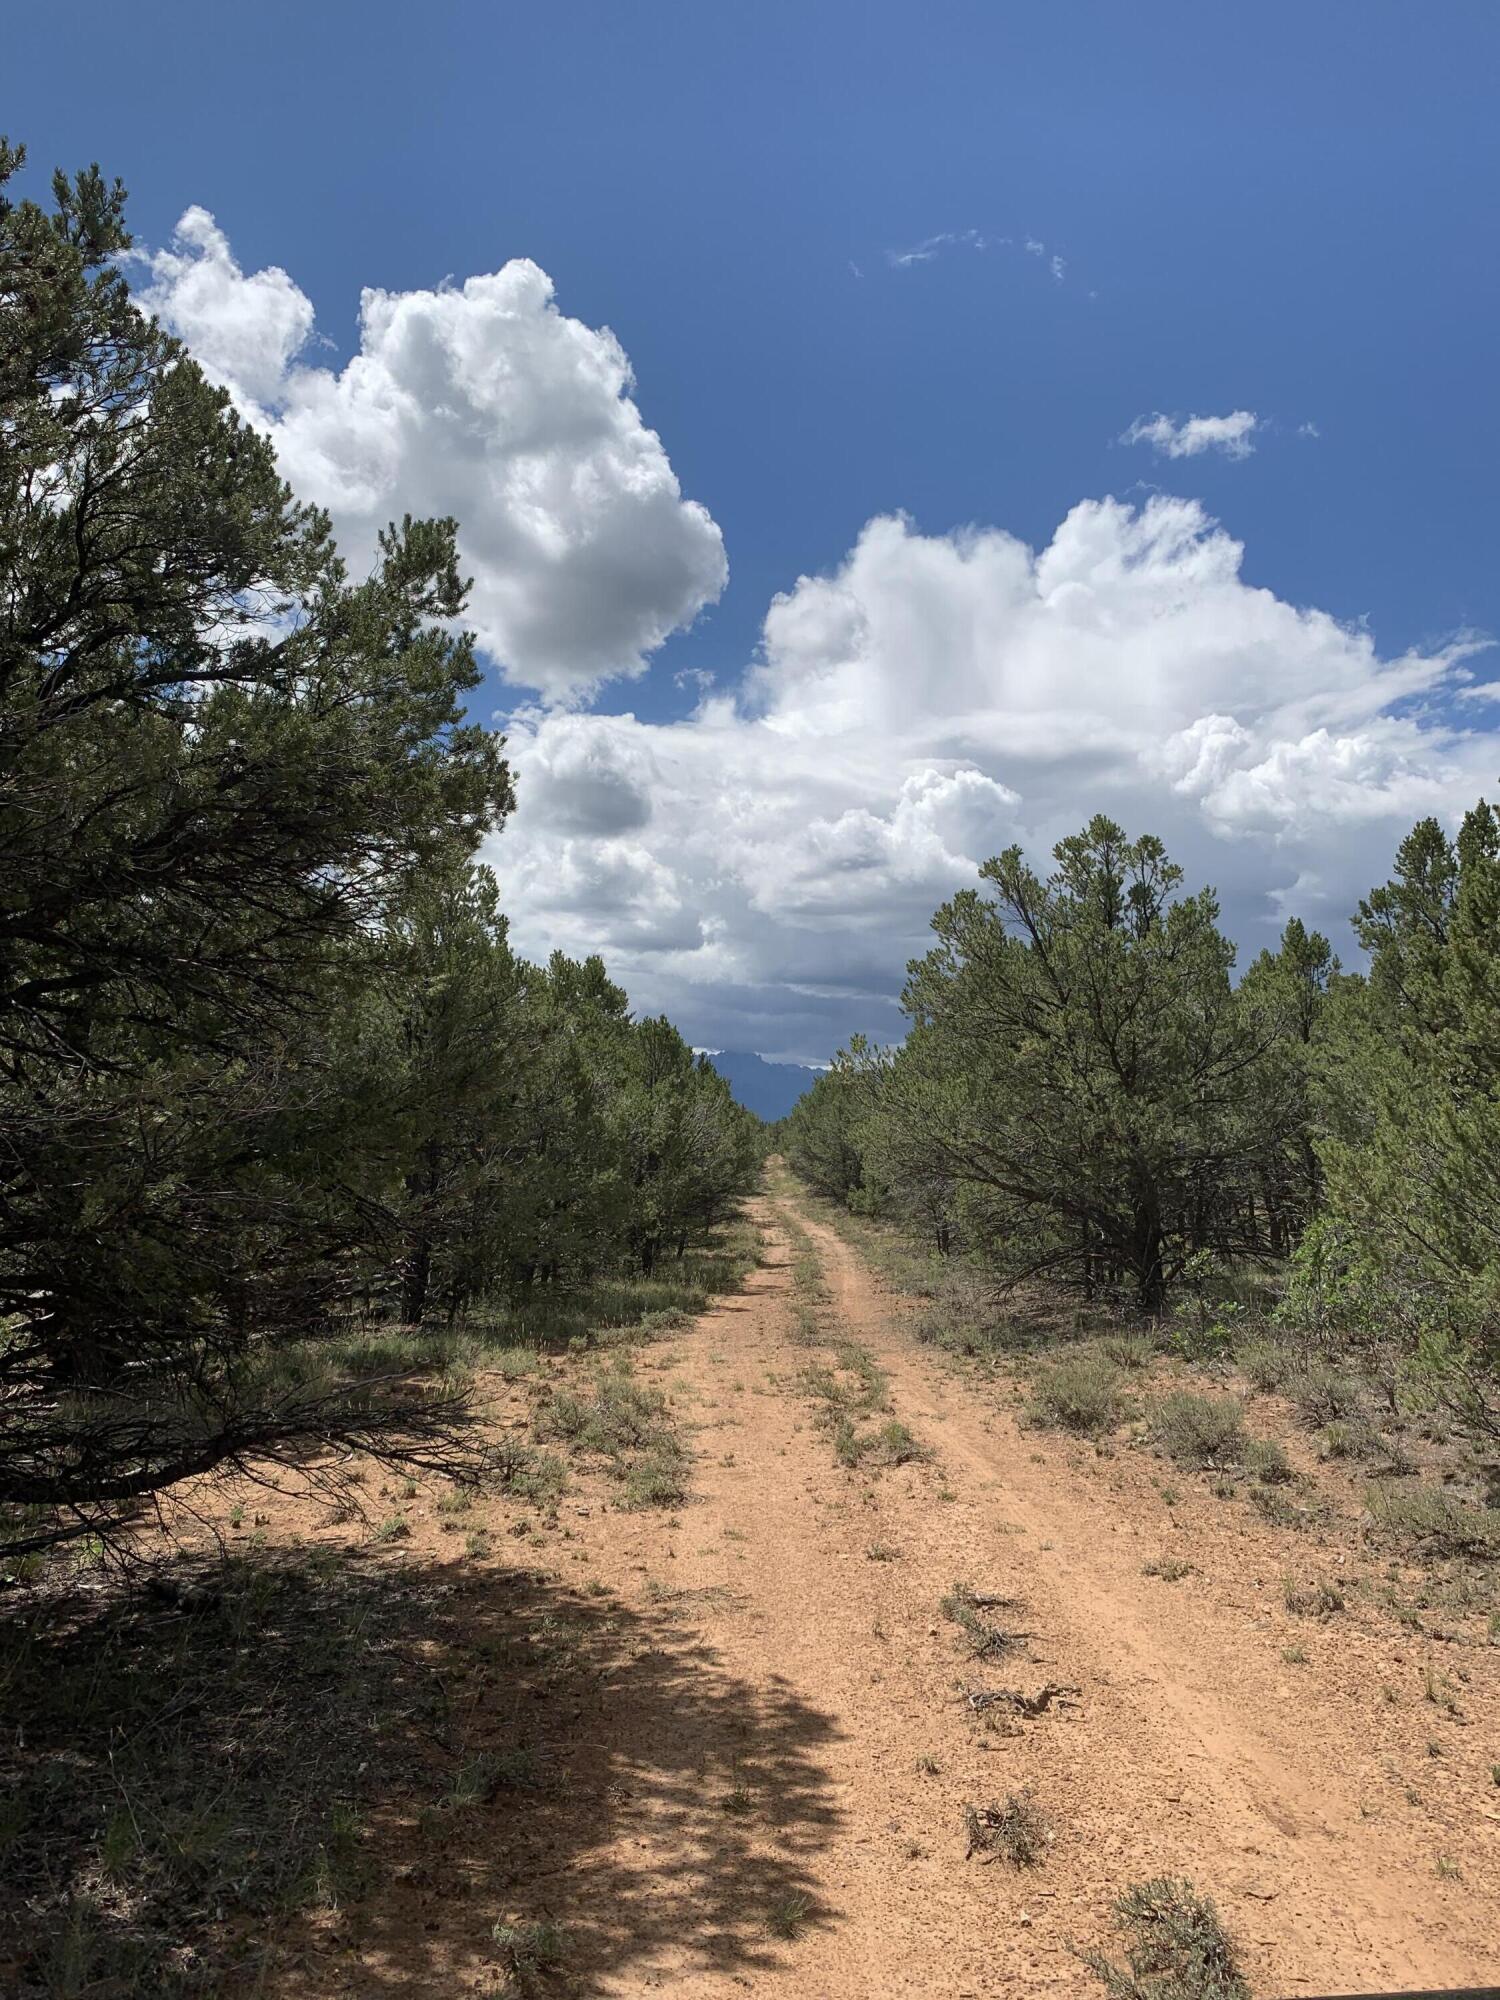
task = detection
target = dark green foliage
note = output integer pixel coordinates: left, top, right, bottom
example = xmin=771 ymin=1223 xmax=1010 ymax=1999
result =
xmin=822 ymin=821 xmax=1324 ymax=1310
xmin=1294 ymin=800 xmax=1500 ymax=1436
xmin=0 ymin=144 xmax=762 ymax=1561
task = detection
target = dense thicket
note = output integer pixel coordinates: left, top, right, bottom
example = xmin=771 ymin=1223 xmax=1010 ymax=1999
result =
xmin=788 ymin=801 xmax=1500 ymax=1421
xmin=0 ymin=145 xmax=760 ymax=1559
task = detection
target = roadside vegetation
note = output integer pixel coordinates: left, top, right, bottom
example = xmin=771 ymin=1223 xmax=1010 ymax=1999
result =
xmin=782 ymin=807 xmax=1500 ymax=1629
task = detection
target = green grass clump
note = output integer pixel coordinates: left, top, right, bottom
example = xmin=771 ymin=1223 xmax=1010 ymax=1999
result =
xmin=1077 ymin=1875 xmax=1249 ymax=1999
xmin=532 ymin=1358 xmax=687 ymax=1507
xmin=1025 ymin=1351 xmax=1124 ymax=1436
xmin=1147 ymin=1392 xmax=1245 ymax=1468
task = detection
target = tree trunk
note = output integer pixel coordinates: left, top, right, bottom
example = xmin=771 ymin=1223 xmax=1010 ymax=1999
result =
xmin=402 ymin=1236 xmax=431 ymax=1325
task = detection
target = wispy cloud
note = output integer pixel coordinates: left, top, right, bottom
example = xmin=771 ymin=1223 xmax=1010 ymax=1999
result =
xmin=1121 ymin=410 xmax=1260 ymax=460
xmin=886 ymin=227 xmax=1004 ymax=269
xmin=885 ymin=227 xmax=1069 ymax=283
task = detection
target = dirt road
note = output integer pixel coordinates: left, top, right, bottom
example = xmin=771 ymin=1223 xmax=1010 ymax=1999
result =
xmin=303 ymin=1184 xmax=1500 ymax=1997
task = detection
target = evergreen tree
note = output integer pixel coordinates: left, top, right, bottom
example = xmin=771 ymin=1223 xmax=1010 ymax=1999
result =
xmin=864 ymin=817 xmax=1278 ymax=1309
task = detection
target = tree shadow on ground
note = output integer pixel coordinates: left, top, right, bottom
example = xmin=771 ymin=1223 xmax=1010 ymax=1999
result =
xmin=1 ymin=1544 xmax=843 ymax=1996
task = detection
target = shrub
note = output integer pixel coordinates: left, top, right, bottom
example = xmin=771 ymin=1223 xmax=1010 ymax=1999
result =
xmin=1320 ymin=1417 xmax=1379 ymax=1461
xmin=1291 ymin=1363 xmax=1363 ymax=1427
xmin=1077 ymin=1875 xmax=1249 ymax=1999
xmin=1026 ymin=1352 xmax=1124 ymax=1436
xmin=963 ymin=1791 xmax=1049 ymax=1867
xmin=1283 ymin=1579 xmax=1345 ymax=1618
xmin=1101 ymin=1333 xmax=1157 ymax=1370
xmin=1237 ymin=1339 xmax=1292 ymax=1392
xmin=1366 ymin=1483 xmax=1500 ymax=1558
xmin=492 ymin=1918 xmax=565 ymax=1989
xmin=1147 ymin=1393 xmax=1245 ymax=1468
xmin=1244 ymin=1436 xmax=1293 ymax=1485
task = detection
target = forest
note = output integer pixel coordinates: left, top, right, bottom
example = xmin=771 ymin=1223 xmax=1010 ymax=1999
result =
xmin=0 ymin=145 xmax=763 ymax=1569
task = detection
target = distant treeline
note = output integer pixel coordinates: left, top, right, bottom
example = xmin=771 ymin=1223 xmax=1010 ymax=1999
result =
xmin=0 ymin=145 xmax=762 ymax=1562
xmin=784 ymin=807 xmax=1500 ymax=1429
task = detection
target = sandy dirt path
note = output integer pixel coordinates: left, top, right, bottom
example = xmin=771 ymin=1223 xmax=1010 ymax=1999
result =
xmin=300 ymin=1184 xmax=1500 ymax=1997
xmin=456 ymin=1182 xmax=1500 ymax=1999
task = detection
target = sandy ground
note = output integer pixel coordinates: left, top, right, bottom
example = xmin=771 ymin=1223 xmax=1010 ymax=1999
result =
xmin=273 ymin=1184 xmax=1500 ymax=1998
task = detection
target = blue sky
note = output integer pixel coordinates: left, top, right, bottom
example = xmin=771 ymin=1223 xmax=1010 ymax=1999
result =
xmin=11 ymin=2 xmax=1500 ymax=1058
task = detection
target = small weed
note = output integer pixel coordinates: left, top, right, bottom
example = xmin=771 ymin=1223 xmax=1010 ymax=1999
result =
xmin=464 ymin=1529 xmax=490 ymax=1560
xmin=228 ymin=1504 xmax=245 ymax=1529
xmin=492 ymin=1917 xmax=565 ymax=1989
xmin=1282 ymin=1645 xmax=1308 ymax=1664
xmin=963 ymin=1790 xmax=1049 ymax=1867
xmin=866 ymin=1540 xmax=900 ymax=1561
xmin=1076 ymin=1875 xmax=1249 ymax=2000
xmin=1142 ymin=1556 xmax=1194 ymax=1582
xmin=915 ymin=1753 xmax=941 ymax=1776
xmin=721 ymin=1786 xmax=755 ymax=1817
xmin=1250 ymin=1486 xmax=1306 ymax=1531
xmin=1160 ymin=1485 xmax=1181 ymax=1507
xmin=374 ymin=1514 xmax=410 ymax=1542
xmin=1435 ymin=1855 xmax=1462 ymax=1881
xmin=1283 ymin=1579 xmax=1344 ymax=1619
xmin=766 ymin=1890 xmax=812 ymax=1940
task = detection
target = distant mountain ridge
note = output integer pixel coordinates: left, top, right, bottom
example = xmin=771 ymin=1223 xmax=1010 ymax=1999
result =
xmin=702 ymin=1049 xmax=821 ymax=1121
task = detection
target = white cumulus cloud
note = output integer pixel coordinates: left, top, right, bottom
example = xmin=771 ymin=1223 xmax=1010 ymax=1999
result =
xmin=1122 ymin=410 xmax=1260 ymax=460
xmin=492 ymin=498 xmax=1495 ymax=1062
xmin=135 ymin=211 xmax=727 ymax=701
